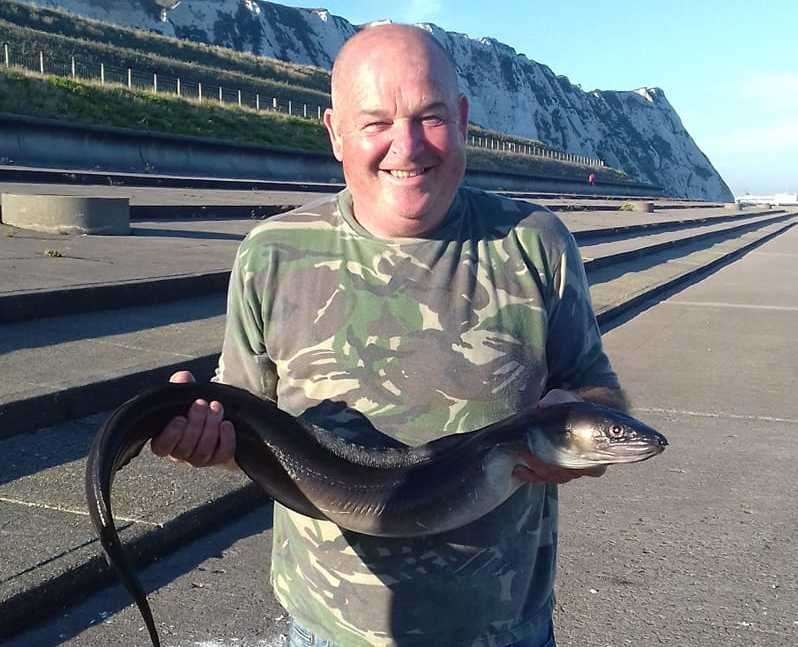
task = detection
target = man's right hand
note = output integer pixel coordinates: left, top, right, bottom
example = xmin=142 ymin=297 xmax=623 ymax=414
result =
xmin=150 ymin=370 xmax=237 ymax=468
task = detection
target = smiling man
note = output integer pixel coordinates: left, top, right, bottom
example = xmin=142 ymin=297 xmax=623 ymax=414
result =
xmin=323 ymin=25 xmax=468 ymax=238
xmin=152 ymin=23 xmax=625 ymax=647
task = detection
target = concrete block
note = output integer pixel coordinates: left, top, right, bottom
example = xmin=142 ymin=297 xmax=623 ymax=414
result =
xmin=1 ymin=194 xmax=130 ymax=235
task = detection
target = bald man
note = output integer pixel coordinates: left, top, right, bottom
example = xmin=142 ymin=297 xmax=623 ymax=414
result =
xmin=152 ymin=24 xmax=625 ymax=647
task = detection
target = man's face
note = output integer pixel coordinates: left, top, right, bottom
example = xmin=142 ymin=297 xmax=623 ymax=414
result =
xmin=324 ymin=38 xmax=468 ymax=238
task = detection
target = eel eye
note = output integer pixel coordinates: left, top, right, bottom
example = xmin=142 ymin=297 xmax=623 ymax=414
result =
xmin=608 ymin=424 xmax=625 ymax=439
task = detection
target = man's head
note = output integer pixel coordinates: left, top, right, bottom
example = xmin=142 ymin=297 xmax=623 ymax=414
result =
xmin=324 ymin=24 xmax=469 ymax=238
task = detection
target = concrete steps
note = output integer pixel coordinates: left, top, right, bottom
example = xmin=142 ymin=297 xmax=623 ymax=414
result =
xmin=0 ymin=202 xmax=795 ymax=641
xmin=0 ymin=207 xmax=780 ymax=323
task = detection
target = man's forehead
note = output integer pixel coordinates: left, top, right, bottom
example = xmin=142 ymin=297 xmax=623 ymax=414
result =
xmin=332 ymin=26 xmax=457 ymax=95
xmin=344 ymin=74 xmax=453 ymax=117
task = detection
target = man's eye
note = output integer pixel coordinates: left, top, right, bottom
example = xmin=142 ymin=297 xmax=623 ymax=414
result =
xmin=422 ymin=115 xmax=445 ymax=126
xmin=363 ymin=121 xmax=389 ymax=131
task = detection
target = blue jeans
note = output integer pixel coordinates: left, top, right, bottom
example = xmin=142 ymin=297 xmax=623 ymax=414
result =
xmin=287 ymin=617 xmax=556 ymax=647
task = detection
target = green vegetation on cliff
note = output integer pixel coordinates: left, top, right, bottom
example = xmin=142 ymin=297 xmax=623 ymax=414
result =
xmin=0 ymin=70 xmax=329 ymax=152
xmin=0 ymin=1 xmax=629 ymax=183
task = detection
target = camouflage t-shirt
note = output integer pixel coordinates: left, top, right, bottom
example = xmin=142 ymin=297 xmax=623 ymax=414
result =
xmin=214 ymin=187 xmax=618 ymax=646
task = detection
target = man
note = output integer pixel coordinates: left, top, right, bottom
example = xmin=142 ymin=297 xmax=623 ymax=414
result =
xmin=152 ymin=24 xmax=625 ymax=647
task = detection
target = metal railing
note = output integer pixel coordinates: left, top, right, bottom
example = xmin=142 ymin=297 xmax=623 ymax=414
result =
xmin=2 ymin=42 xmax=605 ymax=167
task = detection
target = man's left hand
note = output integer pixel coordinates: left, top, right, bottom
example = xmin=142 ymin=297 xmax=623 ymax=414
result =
xmin=513 ymin=388 xmax=607 ymax=485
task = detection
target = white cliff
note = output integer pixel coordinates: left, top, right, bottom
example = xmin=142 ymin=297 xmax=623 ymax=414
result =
xmin=18 ymin=0 xmax=733 ymax=200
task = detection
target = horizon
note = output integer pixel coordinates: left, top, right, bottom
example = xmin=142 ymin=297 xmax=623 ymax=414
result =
xmin=288 ymin=0 xmax=796 ymax=197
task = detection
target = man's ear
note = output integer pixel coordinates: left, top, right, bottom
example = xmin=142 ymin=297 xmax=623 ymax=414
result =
xmin=323 ymin=108 xmax=344 ymax=162
xmin=457 ymin=94 xmax=469 ymax=139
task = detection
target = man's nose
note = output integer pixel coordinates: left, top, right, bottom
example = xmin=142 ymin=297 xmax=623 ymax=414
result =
xmin=389 ymin=119 xmax=425 ymax=159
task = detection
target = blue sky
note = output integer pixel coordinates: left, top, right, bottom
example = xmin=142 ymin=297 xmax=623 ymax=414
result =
xmin=289 ymin=1 xmax=796 ymax=196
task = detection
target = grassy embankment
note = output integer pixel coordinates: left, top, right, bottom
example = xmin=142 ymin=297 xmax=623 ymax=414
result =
xmin=0 ymin=69 xmax=329 ymax=152
xmin=0 ymin=1 xmax=331 ymax=92
xmin=0 ymin=1 xmax=629 ymax=182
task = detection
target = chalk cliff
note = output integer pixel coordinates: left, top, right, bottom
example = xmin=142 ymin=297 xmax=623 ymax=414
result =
xmin=20 ymin=0 xmax=733 ymax=200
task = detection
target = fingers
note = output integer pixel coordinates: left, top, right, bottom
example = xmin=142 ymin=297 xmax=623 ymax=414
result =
xmin=513 ymin=463 xmax=579 ymax=485
xmin=190 ymin=400 xmax=226 ymax=467
xmin=169 ymin=399 xmax=209 ymax=461
xmin=150 ymin=392 xmax=236 ymax=467
xmin=150 ymin=415 xmax=187 ymax=457
xmin=513 ymin=451 xmax=606 ymax=485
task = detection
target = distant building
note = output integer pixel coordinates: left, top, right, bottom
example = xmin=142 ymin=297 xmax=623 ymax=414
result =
xmin=735 ymin=193 xmax=798 ymax=206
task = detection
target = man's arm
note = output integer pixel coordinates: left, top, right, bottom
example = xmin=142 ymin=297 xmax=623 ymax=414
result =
xmin=151 ymin=236 xmax=276 ymax=472
xmin=512 ymin=214 xmax=627 ymax=485
xmin=513 ymin=386 xmax=627 ymax=485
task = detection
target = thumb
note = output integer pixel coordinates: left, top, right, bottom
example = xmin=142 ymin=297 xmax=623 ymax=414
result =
xmin=169 ymin=370 xmax=196 ymax=384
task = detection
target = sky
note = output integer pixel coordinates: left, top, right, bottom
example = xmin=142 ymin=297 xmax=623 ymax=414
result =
xmin=288 ymin=0 xmax=796 ymax=196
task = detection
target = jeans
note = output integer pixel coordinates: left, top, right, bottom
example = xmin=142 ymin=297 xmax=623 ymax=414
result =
xmin=287 ymin=617 xmax=556 ymax=647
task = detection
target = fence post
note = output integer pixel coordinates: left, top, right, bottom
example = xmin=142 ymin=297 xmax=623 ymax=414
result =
xmin=100 ymin=63 xmax=104 ymax=85
xmin=272 ymin=97 xmax=277 ymax=111
xmin=288 ymin=100 xmax=292 ymax=115
xmin=219 ymin=86 xmax=223 ymax=102
xmin=71 ymin=55 xmax=75 ymax=78
xmin=303 ymin=104 xmax=307 ymax=118
xmin=198 ymin=82 xmax=202 ymax=102
xmin=176 ymin=77 xmax=181 ymax=96
xmin=256 ymin=93 xmax=260 ymax=111
xmin=153 ymin=72 xmax=157 ymax=93
xmin=317 ymin=105 xmax=321 ymax=120
xmin=3 ymin=43 xmax=8 ymax=68
xmin=39 ymin=50 xmax=44 ymax=74
xmin=237 ymin=89 xmax=241 ymax=106
xmin=127 ymin=67 xmax=131 ymax=89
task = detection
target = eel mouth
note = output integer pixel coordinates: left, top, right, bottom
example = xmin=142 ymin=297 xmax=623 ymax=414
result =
xmin=592 ymin=441 xmax=667 ymax=464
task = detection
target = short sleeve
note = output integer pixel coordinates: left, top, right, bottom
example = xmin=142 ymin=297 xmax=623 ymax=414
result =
xmin=544 ymin=228 xmax=619 ymax=392
xmin=212 ymin=239 xmax=279 ymax=400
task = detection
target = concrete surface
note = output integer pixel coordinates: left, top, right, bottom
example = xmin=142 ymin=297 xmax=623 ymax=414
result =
xmin=0 ymin=207 xmax=778 ymax=297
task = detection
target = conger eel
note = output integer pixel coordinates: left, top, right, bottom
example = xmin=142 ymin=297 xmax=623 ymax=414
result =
xmin=85 ymin=381 xmax=667 ymax=646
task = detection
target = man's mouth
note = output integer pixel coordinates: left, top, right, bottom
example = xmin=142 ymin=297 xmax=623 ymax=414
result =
xmin=383 ymin=168 xmax=430 ymax=179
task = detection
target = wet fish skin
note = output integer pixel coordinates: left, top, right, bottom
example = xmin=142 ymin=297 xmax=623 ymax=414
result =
xmin=85 ymin=382 xmax=667 ymax=647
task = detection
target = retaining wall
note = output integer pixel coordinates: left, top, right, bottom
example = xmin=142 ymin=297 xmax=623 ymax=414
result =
xmin=0 ymin=113 xmax=663 ymax=196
